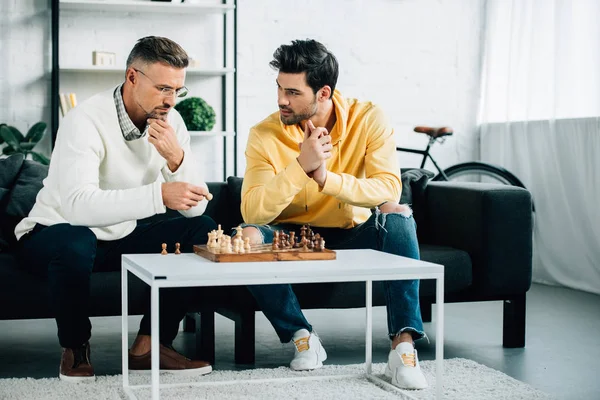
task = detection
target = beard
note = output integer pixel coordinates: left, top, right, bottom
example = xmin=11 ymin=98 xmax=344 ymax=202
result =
xmin=145 ymin=106 xmax=170 ymax=121
xmin=136 ymin=98 xmax=170 ymax=121
xmin=279 ymin=97 xmax=318 ymax=126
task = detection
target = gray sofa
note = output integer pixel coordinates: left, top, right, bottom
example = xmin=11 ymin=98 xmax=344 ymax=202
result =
xmin=0 ymin=154 xmax=533 ymax=365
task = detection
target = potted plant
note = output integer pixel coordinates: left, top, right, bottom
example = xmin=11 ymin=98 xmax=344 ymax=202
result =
xmin=0 ymin=122 xmax=50 ymax=165
xmin=174 ymin=97 xmax=216 ymax=132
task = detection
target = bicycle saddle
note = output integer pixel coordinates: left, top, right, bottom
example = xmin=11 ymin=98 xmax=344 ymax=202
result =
xmin=414 ymin=126 xmax=453 ymax=138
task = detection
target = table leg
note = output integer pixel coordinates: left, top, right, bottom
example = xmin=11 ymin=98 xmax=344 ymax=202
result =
xmin=122 ymin=264 xmax=129 ymax=390
xmin=152 ymin=284 xmax=160 ymax=399
xmin=365 ymin=280 xmax=372 ymax=375
xmin=435 ymin=275 xmax=444 ymax=399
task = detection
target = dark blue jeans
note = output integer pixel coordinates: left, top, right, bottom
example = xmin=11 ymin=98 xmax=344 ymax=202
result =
xmin=243 ymin=209 xmax=424 ymax=343
xmin=17 ymin=215 xmax=216 ymax=348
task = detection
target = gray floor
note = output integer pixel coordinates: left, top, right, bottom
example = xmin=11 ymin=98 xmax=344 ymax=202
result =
xmin=0 ymin=283 xmax=599 ymax=399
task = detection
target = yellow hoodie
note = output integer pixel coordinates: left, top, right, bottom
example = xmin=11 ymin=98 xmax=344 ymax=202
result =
xmin=241 ymin=90 xmax=401 ymax=229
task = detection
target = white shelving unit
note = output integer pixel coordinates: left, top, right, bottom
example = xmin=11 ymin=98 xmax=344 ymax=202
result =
xmin=51 ymin=0 xmax=238 ymax=181
xmin=59 ymin=0 xmax=234 ymax=14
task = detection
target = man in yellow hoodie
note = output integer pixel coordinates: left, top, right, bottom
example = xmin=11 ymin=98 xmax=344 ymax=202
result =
xmin=240 ymin=39 xmax=427 ymax=390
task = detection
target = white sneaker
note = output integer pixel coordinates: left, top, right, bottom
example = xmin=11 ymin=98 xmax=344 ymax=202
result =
xmin=385 ymin=342 xmax=428 ymax=389
xmin=290 ymin=329 xmax=327 ymax=371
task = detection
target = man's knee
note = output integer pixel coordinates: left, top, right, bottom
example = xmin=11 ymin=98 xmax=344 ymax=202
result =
xmin=379 ymin=202 xmax=412 ymax=217
xmin=188 ymin=215 xmax=217 ymax=230
xmin=182 ymin=215 xmax=217 ymax=241
xmin=242 ymin=226 xmax=263 ymax=245
xmin=52 ymin=225 xmax=97 ymax=272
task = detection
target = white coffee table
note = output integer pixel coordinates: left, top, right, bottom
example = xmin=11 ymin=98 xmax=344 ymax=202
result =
xmin=121 ymin=249 xmax=444 ymax=399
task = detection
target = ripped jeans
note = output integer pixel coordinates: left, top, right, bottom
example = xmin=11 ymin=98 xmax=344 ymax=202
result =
xmin=242 ymin=207 xmax=425 ymax=343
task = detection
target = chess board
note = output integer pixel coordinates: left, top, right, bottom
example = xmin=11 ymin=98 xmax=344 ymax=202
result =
xmin=193 ymin=243 xmax=336 ymax=263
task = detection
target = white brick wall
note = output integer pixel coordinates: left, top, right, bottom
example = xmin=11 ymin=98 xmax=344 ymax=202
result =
xmin=1 ymin=0 xmax=485 ymax=180
xmin=237 ymin=0 xmax=485 ymax=175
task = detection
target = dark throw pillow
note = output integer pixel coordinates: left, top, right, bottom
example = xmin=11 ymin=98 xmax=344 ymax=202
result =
xmin=5 ymin=160 xmax=49 ymax=218
xmin=399 ymin=168 xmax=435 ymax=205
xmin=400 ymin=168 xmax=435 ymax=241
xmin=0 ymin=153 xmax=25 ymax=198
xmin=0 ymin=154 xmax=26 ymax=251
xmin=0 ymin=160 xmax=49 ymax=251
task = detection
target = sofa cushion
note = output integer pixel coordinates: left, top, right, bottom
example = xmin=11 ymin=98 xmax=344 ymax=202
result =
xmin=5 ymin=160 xmax=48 ymax=218
xmin=0 ymin=153 xmax=25 ymax=193
xmin=418 ymin=243 xmax=472 ymax=296
xmin=0 ymin=154 xmax=27 ymax=250
xmin=0 ymin=160 xmax=48 ymax=251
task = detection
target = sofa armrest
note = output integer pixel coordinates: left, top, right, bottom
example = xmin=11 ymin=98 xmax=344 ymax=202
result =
xmin=423 ymin=182 xmax=533 ymax=297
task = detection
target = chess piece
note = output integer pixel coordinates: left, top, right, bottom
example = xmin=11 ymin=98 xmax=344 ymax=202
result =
xmin=315 ymin=238 xmax=325 ymax=252
xmin=233 ymin=234 xmax=244 ymax=253
xmin=272 ymin=231 xmax=280 ymax=250
xmin=208 ymin=231 xmax=219 ymax=249
xmin=306 ymin=224 xmax=313 ymax=237
xmin=174 ymin=243 xmax=181 ymax=254
xmin=289 ymin=232 xmax=296 ymax=248
xmin=301 ymin=237 xmax=308 ymax=251
xmin=244 ymin=237 xmax=251 ymax=251
xmin=234 ymin=225 xmax=243 ymax=239
xmin=221 ymin=236 xmax=232 ymax=253
xmin=161 ymin=243 xmax=167 ymax=255
xmin=216 ymin=224 xmax=224 ymax=243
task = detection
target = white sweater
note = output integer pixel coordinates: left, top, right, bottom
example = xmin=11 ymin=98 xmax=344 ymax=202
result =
xmin=15 ymin=87 xmax=208 ymax=241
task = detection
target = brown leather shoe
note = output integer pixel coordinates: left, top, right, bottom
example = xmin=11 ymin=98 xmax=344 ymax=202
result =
xmin=128 ymin=344 xmax=212 ymax=376
xmin=59 ymin=342 xmax=95 ymax=382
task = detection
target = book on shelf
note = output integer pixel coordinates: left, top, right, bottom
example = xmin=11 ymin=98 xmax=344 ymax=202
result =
xmin=59 ymin=93 xmax=78 ymax=117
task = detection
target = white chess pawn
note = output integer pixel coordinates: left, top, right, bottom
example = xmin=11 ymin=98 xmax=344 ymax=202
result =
xmin=220 ymin=235 xmax=228 ymax=250
xmin=207 ymin=231 xmax=215 ymax=248
xmin=244 ymin=237 xmax=251 ymax=251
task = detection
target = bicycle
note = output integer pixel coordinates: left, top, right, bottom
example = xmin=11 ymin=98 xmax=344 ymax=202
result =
xmin=397 ymin=125 xmax=535 ymax=212
xmin=397 ymin=125 xmax=529 ymax=186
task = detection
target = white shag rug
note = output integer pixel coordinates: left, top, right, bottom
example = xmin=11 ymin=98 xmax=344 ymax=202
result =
xmin=0 ymin=358 xmax=553 ymax=400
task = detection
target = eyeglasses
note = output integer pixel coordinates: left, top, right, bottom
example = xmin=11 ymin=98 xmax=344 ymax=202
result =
xmin=134 ymin=68 xmax=189 ymax=98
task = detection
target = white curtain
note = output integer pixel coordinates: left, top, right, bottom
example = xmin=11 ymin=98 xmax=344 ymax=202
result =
xmin=479 ymin=0 xmax=600 ymax=295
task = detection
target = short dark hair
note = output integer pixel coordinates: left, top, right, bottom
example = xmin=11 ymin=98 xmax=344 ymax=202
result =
xmin=126 ymin=36 xmax=189 ymax=70
xmin=270 ymin=39 xmax=338 ymax=97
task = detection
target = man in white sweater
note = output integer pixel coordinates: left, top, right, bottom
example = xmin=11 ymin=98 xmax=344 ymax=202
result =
xmin=15 ymin=36 xmax=215 ymax=382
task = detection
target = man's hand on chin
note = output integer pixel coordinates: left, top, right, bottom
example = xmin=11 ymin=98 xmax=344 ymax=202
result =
xmin=147 ymin=118 xmax=184 ymax=172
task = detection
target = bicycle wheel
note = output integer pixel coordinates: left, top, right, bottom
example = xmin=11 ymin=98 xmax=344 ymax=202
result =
xmin=432 ymin=162 xmax=527 ymax=187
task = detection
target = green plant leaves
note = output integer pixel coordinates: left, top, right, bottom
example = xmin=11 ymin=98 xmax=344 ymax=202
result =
xmin=25 ymin=122 xmax=47 ymax=143
xmin=31 ymin=152 xmax=50 ymax=165
xmin=20 ymin=142 xmax=37 ymax=150
xmin=2 ymin=146 xmax=16 ymax=155
xmin=0 ymin=124 xmax=23 ymax=150
xmin=0 ymin=121 xmax=50 ymax=165
xmin=174 ymin=97 xmax=216 ymax=131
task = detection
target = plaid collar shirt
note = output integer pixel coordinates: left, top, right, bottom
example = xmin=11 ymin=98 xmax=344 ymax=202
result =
xmin=113 ymin=84 xmax=148 ymax=141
